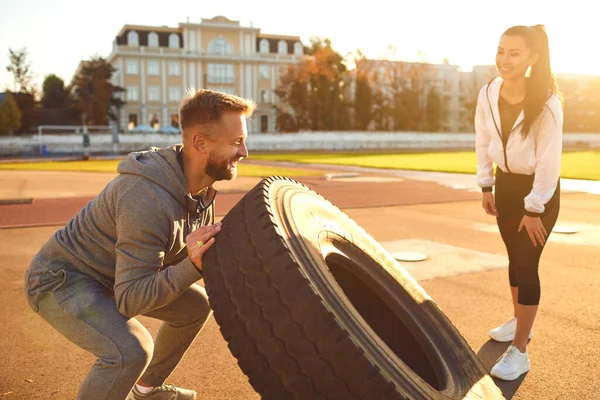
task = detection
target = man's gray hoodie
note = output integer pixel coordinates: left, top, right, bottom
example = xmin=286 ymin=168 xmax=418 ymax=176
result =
xmin=37 ymin=144 xmax=214 ymax=318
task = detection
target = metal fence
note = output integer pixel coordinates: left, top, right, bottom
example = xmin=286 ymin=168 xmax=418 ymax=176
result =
xmin=1 ymin=131 xmax=599 ymax=157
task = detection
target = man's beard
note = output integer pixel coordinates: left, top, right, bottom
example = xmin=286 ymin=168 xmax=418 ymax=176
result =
xmin=205 ymin=152 xmax=237 ymax=181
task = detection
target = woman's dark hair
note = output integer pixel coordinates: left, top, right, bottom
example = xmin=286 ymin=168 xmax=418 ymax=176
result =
xmin=502 ymin=25 xmax=563 ymax=135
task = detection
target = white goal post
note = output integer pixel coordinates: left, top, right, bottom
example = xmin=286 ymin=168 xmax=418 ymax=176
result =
xmin=36 ymin=125 xmax=113 ymax=156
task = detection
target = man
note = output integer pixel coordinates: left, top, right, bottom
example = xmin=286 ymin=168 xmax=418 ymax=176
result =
xmin=24 ymin=89 xmax=255 ymax=399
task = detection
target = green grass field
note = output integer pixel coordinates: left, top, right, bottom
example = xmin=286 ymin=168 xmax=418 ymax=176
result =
xmin=0 ymin=159 xmax=323 ymax=178
xmin=249 ymin=151 xmax=600 ymax=181
xmin=1 ymin=151 xmax=597 ymax=180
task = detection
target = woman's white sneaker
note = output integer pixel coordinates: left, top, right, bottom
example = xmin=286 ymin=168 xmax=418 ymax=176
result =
xmin=490 ymin=345 xmax=530 ymax=381
xmin=489 ymin=317 xmax=533 ymax=342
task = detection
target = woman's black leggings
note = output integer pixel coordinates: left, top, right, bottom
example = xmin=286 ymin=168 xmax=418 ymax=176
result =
xmin=495 ymin=169 xmax=560 ymax=306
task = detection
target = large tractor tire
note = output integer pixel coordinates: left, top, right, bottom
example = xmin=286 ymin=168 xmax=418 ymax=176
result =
xmin=203 ymin=176 xmax=503 ymax=400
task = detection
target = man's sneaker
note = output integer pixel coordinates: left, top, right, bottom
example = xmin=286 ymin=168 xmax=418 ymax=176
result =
xmin=490 ymin=345 xmax=530 ymax=381
xmin=129 ymin=383 xmax=196 ymax=399
xmin=488 ymin=316 xmax=533 ymax=342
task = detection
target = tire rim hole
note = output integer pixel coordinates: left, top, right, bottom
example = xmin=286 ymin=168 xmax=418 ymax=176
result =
xmin=325 ymin=254 xmax=444 ymax=391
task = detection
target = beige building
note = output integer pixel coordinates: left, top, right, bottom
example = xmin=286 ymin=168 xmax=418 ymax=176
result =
xmin=107 ymin=16 xmax=305 ymax=133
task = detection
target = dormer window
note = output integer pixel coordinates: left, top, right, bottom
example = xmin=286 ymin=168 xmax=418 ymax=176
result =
xmin=148 ymin=32 xmax=159 ymax=47
xmin=127 ymin=31 xmax=139 ymax=46
xmin=278 ymin=40 xmax=287 ymax=54
xmin=260 ymin=39 xmax=269 ymax=54
xmin=294 ymin=42 xmax=303 ymax=55
xmin=169 ymin=33 xmax=180 ymax=48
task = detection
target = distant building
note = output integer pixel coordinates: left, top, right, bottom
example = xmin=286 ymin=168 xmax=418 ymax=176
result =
xmin=555 ymin=72 xmax=600 ymax=132
xmin=358 ymin=60 xmax=599 ymax=133
xmin=350 ymin=59 xmax=475 ymax=132
xmin=106 ymin=16 xmax=306 ymax=133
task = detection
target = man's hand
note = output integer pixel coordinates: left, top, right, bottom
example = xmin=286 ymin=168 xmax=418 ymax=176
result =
xmin=186 ymin=222 xmax=222 ymax=271
xmin=518 ymin=215 xmax=547 ymax=247
xmin=482 ymin=192 xmax=499 ymax=216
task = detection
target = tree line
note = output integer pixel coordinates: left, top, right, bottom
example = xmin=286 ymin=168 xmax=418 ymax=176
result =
xmin=2 ymin=41 xmax=599 ymax=136
xmin=274 ymin=38 xmax=600 ymax=133
xmin=1 ymin=48 xmax=123 ymax=135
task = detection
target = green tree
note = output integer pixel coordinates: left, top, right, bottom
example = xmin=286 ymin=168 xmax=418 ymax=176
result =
xmin=357 ymin=55 xmax=430 ymax=131
xmin=42 ymin=74 xmax=70 ymax=108
xmin=462 ymin=78 xmax=482 ymax=131
xmin=387 ymin=63 xmax=421 ymax=131
xmin=275 ymin=63 xmax=311 ymax=132
xmin=0 ymin=91 xmax=22 ymax=135
xmin=425 ymin=87 xmax=443 ymax=131
xmin=399 ymin=63 xmax=430 ymax=131
xmin=353 ymin=70 xmax=373 ymax=130
xmin=371 ymin=84 xmax=390 ymax=131
xmin=6 ymin=47 xmax=35 ymax=94
xmin=275 ymin=38 xmax=349 ymax=131
xmin=71 ymin=56 xmax=125 ymax=126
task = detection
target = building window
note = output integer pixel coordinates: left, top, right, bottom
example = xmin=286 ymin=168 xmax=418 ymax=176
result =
xmin=147 ymin=60 xmax=159 ymax=75
xmin=148 ymin=32 xmax=159 ymax=47
xmin=278 ymin=40 xmax=287 ymax=54
xmin=168 ymin=61 xmax=180 ymax=76
xmin=207 ymin=37 xmax=234 ymax=55
xmin=148 ymin=86 xmax=160 ymax=102
xmin=127 ymin=31 xmax=139 ymax=46
xmin=126 ymin=86 xmax=139 ymax=101
xmin=207 ymin=64 xmax=235 ymax=84
xmin=259 ymin=65 xmax=269 ymax=79
xmin=171 ymin=114 xmax=180 ymax=128
xmin=169 ymin=33 xmax=180 ymax=49
xmin=126 ymin=59 xmax=138 ymax=75
xmin=261 ymin=115 xmax=268 ymax=133
xmin=260 ymin=89 xmax=270 ymax=103
xmin=259 ymin=39 xmax=269 ymax=54
xmin=128 ymin=113 xmax=138 ymax=130
xmin=150 ymin=114 xmax=160 ymax=130
xmin=169 ymin=86 xmax=181 ymax=102
xmin=294 ymin=42 xmax=304 ymax=55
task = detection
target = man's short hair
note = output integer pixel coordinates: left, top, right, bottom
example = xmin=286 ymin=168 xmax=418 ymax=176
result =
xmin=179 ymin=89 xmax=256 ymax=138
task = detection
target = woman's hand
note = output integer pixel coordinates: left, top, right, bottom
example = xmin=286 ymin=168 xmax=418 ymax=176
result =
xmin=482 ymin=192 xmax=499 ymax=216
xmin=518 ymin=215 xmax=548 ymax=247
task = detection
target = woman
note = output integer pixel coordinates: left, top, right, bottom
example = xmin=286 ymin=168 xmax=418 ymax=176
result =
xmin=475 ymin=24 xmax=563 ymax=381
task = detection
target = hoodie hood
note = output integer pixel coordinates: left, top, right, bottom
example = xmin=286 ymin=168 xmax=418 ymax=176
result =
xmin=117 ymin=144 xmax=190 ymax=208
xmin=116 ymin=144 xmax=217 ymax=225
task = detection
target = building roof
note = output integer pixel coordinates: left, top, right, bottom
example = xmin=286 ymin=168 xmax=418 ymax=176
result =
xmin=258 ymin=33 xmax=302 ymax=41
xmin=116 ymin=24 xmax=181 ymax=37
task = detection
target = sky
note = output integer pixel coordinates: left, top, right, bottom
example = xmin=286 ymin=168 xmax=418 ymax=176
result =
xmin=0 ymin=0 xmax=598 ymax=91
